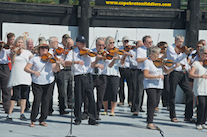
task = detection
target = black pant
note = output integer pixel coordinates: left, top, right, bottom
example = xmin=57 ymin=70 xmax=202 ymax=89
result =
xmin=130 ymin=69 xmax=139 ymax=112
xmin=74 ymin=74 xmax=97 ymax=122
xmin=146 ymin=88 xmax=162 ymax=123
xmin=118 ymin=68 xmax=132 ymax=103
xmin=30 ymin=82 xmax=54 ymax=122
xmin=169 ymin=71 xmax=193 ymax=119
xmin=26 ymin=86 xmax=31 ymax=109
xmin=196 ymin=96 xmax=207 ymax=125
xmin=84 ymin=75 xmax=107 ymax=116
xmin=0 ymin=64 xmax=11 ymax=112
xmin=136 ymin=69 xmax=144 ymax=111
xmin=11 ymin=85 xmax=29 ymax=100
xmin=103 ymin=76 xmax=119 ymax=102
xmin=55 ymin=69 xmax=72 ymax=112
xmin=161 ymin=75 xmax=170 ymax=107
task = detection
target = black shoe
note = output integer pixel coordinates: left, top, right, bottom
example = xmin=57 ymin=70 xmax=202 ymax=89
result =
xmin=20 ymin=114 xmax=27 ymax=121
xmin=6 ymin=116 xmax=12 ymax=121
xmin=25 ymin=107 xmax=30 ymax=111
xmin=74 ymin=120 xmax=81 ymax=125
xmin=88 ymin=120 xmax=100 ymax=125
xmin=139 ymin=109 xmax=145 ymax=112
xmin=96 ymin=117 xmax=101 ymax=120
xmin=132 ymin=113 xmax=138 ymax=116
xmin=82 ymin=114 xmax=89 ymax=120
xmin=48 ymin=110 xmax=54 ymax=115
xmin=60 ymin=110 xmax=69 ymax=115
xmin=68 ymin=103 xmax=74 ymax=109
xmin=184 ymin=118 xmax=196 ymax=123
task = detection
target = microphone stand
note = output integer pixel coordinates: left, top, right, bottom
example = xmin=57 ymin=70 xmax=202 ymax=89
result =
xmin=66 ymin=46 xmax=76 ymax=137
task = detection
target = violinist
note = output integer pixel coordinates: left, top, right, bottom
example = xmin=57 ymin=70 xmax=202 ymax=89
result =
xmin=48 ymin=36 xmax=69 ymax=115
xmin=129 ymin=40 xmax=144 ymax=116
xmin=101 ymin=36 xmax=120 ymax=117
xmin=65 ymin=35 xmax=99 ymax=125
xmin=143 ymin=46 xmax=180 ymax=129
xmin=6 ymin=36 xmax=33 ymax=121
xmin=83 ymin=37 xmax=109 ymax=120
xmin=136 ymin=35 xmax=153 ymax=113
xmin=59 ymin=34 xmax=70 ymax=48
xmin=166 ymin=34 xmax=194 ymax=123
xmin=117 ymin=36 xmax=132 ymax=106
xmin=189 ymin=46 xmax=207 ymax=130
xmin=24 ymin=43 xmax=60 ymax=127
xmin=0 ymin=41 xmax=11 ymax=114
xmin=5 ymin=32 xmax=15 ymax=48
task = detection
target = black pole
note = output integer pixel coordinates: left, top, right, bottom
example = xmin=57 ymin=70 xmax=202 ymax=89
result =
xmin=78 ymin=0 xmax=90 ymax=48
xmin=185 ymin=0 xmax=200 ymax=49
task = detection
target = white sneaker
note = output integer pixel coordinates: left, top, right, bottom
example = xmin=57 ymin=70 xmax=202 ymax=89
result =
xmin=202 ymin=124 xmax=207 ymax=129
xmin=196 ymin=125 xmax=203 ymax=130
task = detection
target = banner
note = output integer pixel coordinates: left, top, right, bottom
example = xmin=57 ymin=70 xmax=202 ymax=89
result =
xmin=95 ymin=0 xmax=180 ymax=9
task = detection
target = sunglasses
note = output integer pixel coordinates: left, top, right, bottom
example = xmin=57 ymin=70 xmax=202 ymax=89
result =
xmin=99 ymin=45 xmax=105 ymax=47
xmin=124 ymin=40 xmax=129 ymax=43
xmin=40 ymin=46 xmax=49 ymax=49
xmin=203 ymin=53 xmax=207 ymax=55
xmin=110 ymin=42 xmax=115 ymax=44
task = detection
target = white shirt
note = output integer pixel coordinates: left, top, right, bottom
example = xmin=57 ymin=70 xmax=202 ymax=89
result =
xmin=90 ymin=48 xmax=110 ymax=75
xmin=119 ymin=46 xmax=130 ymax=68
xmin=192 ymin=61 xmax=207 ymax=96
xmin=142 ymin=59 xmax=163 ymax=89
xmin=65 ymin=47 xmax=92 ymax=76
xmin=166 ymin=44 xmax=188 ymax=71
xmin=58 ymin=42 xmax=64 ymax=48
xmin=106 ymin=58 xmax=120 ymax=77
xmin=129 ymin=48 xmax=138 ymax=69
xmin=137 ymin=45 xmax=148 ymax=69
xmin=7 ymin=50 xmax=32 ymax=87
xmin=28 ymin=55 xmax=55 ymax=85
xmin=0 ymin=49 xmax=11 ymax=64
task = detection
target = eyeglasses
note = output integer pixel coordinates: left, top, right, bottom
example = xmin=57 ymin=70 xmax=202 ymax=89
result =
xmin=148 ymin=41 xmax=153 ymax=44
xmin=124 ymin=40 xmax=129 ymax=43
xmin=203 ymin=53 xmax=207 ymax=55
xmin=99 ymin=45 xmax=105 ymax=47
xmin=40 ymin=46 xmax=49 ymax=49
xmin=110 ymin=42 xmax=115 ymax=44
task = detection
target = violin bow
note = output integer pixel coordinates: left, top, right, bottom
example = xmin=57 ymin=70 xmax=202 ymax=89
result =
xmin=157 ymin=33 xmax=160 ymax=45
xmin=35 ymin=34 xmax=41 ymax=47
xmin=89 ymin=36 xmax=97 ymax=50
xmin=0 ymin=32 xmax=8 ymax=55
xmin=114 ymin=30 xmax=119 ymax=47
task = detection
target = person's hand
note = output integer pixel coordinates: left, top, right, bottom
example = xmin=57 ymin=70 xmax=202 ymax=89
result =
xmin=185 ymin=47 xmax=193 ymax=55
xmin=201 ymin=74 xmax=207 ymax=79
xmin=58 ymin=58 xmax=64 ymax=64
xmin=175 ymin=63 xmax=180 ymax=67
xmin=98 ymin=64 xmax=104 ymax=70
xmin=78 ymin=61 xmax=84 ymax=66
xmin=158 ymin=75 xmax=164 ymax=80
xmin=96 ymin=54 xmax=103 ymax=61
xmin=55 ymin=59 xmax=60 ymax=65
xmin=113 ymin=55 xmax=120 ymax=60
xmin=34 ymin=71 xmax=40 ymax=77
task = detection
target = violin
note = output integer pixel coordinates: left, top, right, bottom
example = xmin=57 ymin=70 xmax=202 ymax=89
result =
xmin=11 ymin=45 xmax=22 ymax=55
xmin=124 ymin=45 xmax=136 ymax=52
xmin=153 ymin=58 xmax=175 ymax=67
xmin=158 ymin=45 xmax=167 ymax=53
xmin=109 ymin=47 xmax=133 ymax=57
xmin=203 ymin=60 xmax=207 ymax=67
xmin=175 ymin=46 xmax=187 ymax=54
xmin=79 ymin=49 xmax=97 ymax=57
xmin=54 ymin=47 xmax=64 ymax=55
xmin=41 ymin=53 xmax=58 ymax=63
xmin=0 ymin=41 xmax=10 ymax=50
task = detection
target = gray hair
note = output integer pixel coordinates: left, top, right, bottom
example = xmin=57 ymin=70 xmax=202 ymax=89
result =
xmin=26 ymin=38 xmax=33 ymax=46
xmin=175 ymin=34 xmax=185 ymax=41
xmin=199 ymin=46 xmax=207 ymax=54
xmin=96 ymin=37 xmax=105 ymax=44
xmin=149 ymin=46 xmax=161 ymax=55
xmin=105 ymin=36 xmax=114 ymax=48
xmin=48 ymin=36 xmax=58 ymax=45
xmin=14 ymin=36 xmax=26 ymax=49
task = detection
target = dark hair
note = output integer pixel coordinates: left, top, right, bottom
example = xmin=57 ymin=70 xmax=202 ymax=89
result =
xmin=156 ymin=41 xmax=168 ymax=47
xmin=7 ymin=33 xmax=15 ymax=39
xmin=142 ymin=35 xmax=151 ymax=43
xmin=196 ymin=41 xmax=203 ymax=47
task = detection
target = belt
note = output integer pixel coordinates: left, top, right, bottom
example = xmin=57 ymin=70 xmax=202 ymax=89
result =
xmin=120 ymin=67 xmax=130 ymax=70
xmin=93 ymin=74 xmax=107 ymax=77
xmin=78 ymin=73 xmax=90 ymax=76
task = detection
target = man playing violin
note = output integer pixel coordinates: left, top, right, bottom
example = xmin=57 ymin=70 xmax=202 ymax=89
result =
xmin=83 ymin=37 xmax=109 ymax=120
xmin=65 ymin=35 xmax=99 ymax=125
xmin=136 ymin=35 xmax=153 ymax=113
xmin=117 ymin=36 xmax=132 ymax=106
xmin=167 ymin=34 xmax=194 ymax=123
xmin=59 ymin=34 xmax=70 ymax=48
xmin=48 ymin=36 xmax=69 ymax=115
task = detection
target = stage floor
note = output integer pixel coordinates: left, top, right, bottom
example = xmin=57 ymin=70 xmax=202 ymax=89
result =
xmin=0 ymin=102 xmax=206 ymax=137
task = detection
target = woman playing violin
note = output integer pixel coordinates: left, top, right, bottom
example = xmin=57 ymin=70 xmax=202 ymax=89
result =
xmin=143 ymin=46 xmax=180 ymax=130
xmin=24 ymin=42 xmax=60 ymax=127
xmin=101 ymin=36 xmax=120 ymax=116
xmin=6 ymin=36 xmax=33 ymax=121
xmin=189 ymin=46 xmax=207 ymax=130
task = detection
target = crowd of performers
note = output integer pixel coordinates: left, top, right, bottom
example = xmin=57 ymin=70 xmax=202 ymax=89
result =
xmin=0 ymin=32 xmax=207 ymax=130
